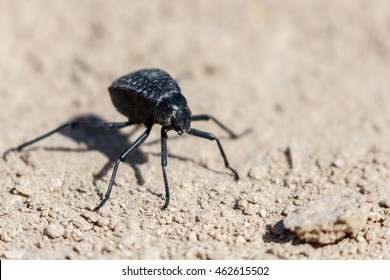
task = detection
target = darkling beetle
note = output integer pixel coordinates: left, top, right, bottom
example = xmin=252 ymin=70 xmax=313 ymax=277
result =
xmin=3 ymin=68 xmax=239 ymax=211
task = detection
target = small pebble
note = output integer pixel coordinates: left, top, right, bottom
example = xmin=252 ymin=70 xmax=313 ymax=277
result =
xmin=247 ymin=193 xmax=261 ymax=204
xmin=243 ymin=206 xmax=256 ymax=216
xmin=332 ymin=158 xmax=345 ymax=168
xmin=259 ymin=208 xmax=267 ymax=218
xmin=379 ymin=200 xmax=390 ymax=208
xmin=235 ymin=235 xmax=246 ymax=244
xmin=51 ymin=178 xmax=63 ymax=188
xmin=4 ymin=249 xmax=25 ymax=259
xmin=364 ymin=230 xmax=377 ymax=243
xmin=196 ymin=211 xmax=213 ymax=223
xmin=43 ymin=223 xmax=65 ymax=239
xmin=188 ymin=231 xmax=198 ymax=242
xmin=248 ymin=166 xmax=265 ymax=180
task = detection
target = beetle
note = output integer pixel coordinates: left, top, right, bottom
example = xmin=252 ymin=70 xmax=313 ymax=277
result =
xmin=3 ymin=68 xmax=239 ymax=211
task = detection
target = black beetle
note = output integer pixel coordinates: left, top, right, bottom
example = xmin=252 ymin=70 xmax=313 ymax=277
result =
xmin=3 ymin=68 xmax=239 ymax=210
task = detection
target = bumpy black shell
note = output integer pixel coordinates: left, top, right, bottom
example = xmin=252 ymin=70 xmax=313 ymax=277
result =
xmin=108 ymin=68 xmax=188 ymax=125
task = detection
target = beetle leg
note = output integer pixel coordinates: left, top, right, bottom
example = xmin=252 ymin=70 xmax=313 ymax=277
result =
xmin=2 ymin=120 xmax=135 ymax=160
xmin=94 ymin=124 xmax=153 ymax=211
xmin=191 ymin=114 xmax=238 ymax=138
xmin=160 ymin=127 xmax=170 ymax=209
xmin=187 ymin=128 xmax=239 ymax=181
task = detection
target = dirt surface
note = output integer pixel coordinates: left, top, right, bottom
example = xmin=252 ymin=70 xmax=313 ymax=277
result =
xmin=1 ymin=0 xmax=390 ymax=259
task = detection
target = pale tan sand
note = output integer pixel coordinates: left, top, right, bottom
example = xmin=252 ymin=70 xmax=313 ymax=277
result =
xmin=1 ymin=0 xmax=389 ymax=259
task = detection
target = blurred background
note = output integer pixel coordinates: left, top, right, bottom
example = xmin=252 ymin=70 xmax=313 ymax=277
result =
xmin=1 ymin=0 xmax=390 ymax=259
xmin=2 ymin=0 xmax=390 ymax=157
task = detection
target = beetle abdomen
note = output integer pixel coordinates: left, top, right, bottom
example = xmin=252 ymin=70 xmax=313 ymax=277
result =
xmin=108 ymin=68 xmax=182 ymax=123
xmin=108 ymin=87 xmax=154 ymax=123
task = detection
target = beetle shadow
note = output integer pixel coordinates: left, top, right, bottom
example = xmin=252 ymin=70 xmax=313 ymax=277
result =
xmin=43 ymin=114 xmax=148 ymax=186
xmin=147 ymin=151 xmax=229 ymax=177
xmin=144 ymin=127 xmax=252 ymax=177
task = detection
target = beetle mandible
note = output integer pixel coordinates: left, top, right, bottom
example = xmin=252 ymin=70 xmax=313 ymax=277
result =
xmin=3 ymin=68 xmax=239 ymax=210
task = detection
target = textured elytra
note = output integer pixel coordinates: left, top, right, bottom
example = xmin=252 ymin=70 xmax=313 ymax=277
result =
xmin=108 ymin=68 xmax=186 ymax=124
xmin=110 ymin=68 xmax=181 ymax=100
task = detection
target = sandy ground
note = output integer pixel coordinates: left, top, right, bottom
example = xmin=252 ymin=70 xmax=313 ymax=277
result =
xmin=1 ymin=0 xmax=390 ymax=259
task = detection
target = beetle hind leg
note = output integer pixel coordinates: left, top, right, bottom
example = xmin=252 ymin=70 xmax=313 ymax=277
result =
xmin=3 ymin=120 xmax=135 ymax=161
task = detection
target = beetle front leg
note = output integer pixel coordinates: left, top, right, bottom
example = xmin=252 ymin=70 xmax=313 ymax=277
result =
xmin=160 ymin=127 xmax=170 ymax=209
xmin=191 ymin=114 xmax=238 ymax=138
xmin=187 ymin=128 xmax=239 ymax=181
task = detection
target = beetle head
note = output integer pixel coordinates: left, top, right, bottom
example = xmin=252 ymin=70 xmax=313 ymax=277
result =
xmin=171 ymin=107 xmax=192 ymax=135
